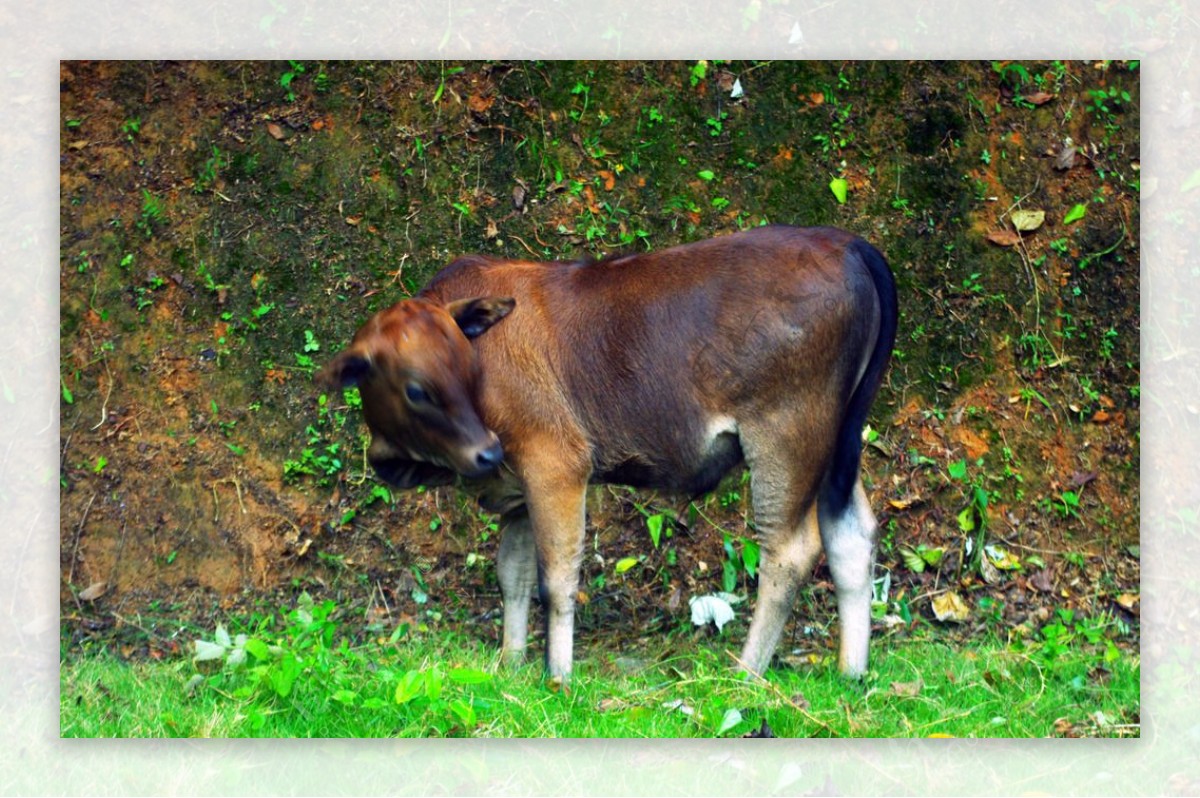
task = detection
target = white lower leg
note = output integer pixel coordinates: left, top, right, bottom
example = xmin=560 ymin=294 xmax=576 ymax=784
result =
xmin=497 ymin=516 xmax=537 ymax=662
xmin=821 ymin=482 xmax=877 ymax=677
xmin=543 ymin=571 xmax=577 ymax=679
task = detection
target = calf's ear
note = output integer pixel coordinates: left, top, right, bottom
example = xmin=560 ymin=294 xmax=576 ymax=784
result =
xmin=445 ymin=297 xmax=516 ymax=339
xmin=318 ymin=349 xmax=373 ymax=388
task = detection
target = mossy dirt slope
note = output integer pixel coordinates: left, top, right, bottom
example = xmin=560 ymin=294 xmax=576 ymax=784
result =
xmin=60 ymin=61 xmax=1138 ymax=679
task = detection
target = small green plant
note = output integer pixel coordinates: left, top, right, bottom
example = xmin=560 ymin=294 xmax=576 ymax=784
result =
xmin=1086 ymin=85 xmax=1131 ymax=118
xmin=1056 ymin=490 xmax=1082 ymax=519
xmin=900 ymin=543 xmax=945 ymax=573
xmin=188 ymin=593 xmax=492 ymax=735
xmin=991 ymin=61 xmax=1030 ymax=92
xmin=137 ymin=190 xmax=167 ymax=237
xmin=1099 ymin=327 xmax=1119 ymax=361
xmin=947 ymin=459 xmax=990 ymax=576
xmin=195 ymin=145 xmax=228 ymax=193
xmin=294 ymin=330 xmax=321 ymax=371
xmin=280 ymin=60 xmax=305 ymax=102
xmin=568 ymin=76 xmax=591 ymax=121
xmin=1021 ymin=607 xmax=1127 ymax=679
xmin=705 ymin=111 xmax=727 ymax=137
xmin=721 ymin=533 xmax=759 ymax=593
xmin=121 ymin=117 xmax=141 ymax=142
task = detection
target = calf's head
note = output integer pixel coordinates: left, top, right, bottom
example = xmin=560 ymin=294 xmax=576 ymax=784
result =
xmin=319 ymin=296 xmax=514 ymax=487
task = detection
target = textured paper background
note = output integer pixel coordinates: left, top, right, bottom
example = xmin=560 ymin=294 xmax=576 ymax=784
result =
xmin=2 ymin=0 xmax=1185 ymax=793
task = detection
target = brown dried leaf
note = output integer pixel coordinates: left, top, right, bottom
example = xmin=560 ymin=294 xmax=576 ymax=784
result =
xmin=931 ymin=591 xmax=970 ymax=623
xmin=468 ymin=93 xmax=495 ymax=114
xmin=266 ymin=122 xmax=285 ymax=141
xmin=1069 ymin=471 xmax=1098 ymax=489
xmin=1030 ymin=569 xmax=1054 ymax=593
xmin=78 ymin=582 xmax=108 ymax=602
xmin=1025 ymin=91 xmax=1055 ymax=106
xmin=1115 ymin=593 xmax=1140 ymax=611
xmin=1055 ymin=144 xmax=1077 ymax=171
xmin=1054 ymin=717 xmax=1079 ymax=737
xmin=986 ymin=229 xmax=1021 ymax=247
xmin=345 ymin=215 xmax=362 ymax=226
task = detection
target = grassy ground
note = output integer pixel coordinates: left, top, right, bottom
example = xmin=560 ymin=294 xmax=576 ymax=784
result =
xmin=60 ymin=596 xmax=1138 ymax=738
xmin=58 ymin=59 xmax=1141 ymax=743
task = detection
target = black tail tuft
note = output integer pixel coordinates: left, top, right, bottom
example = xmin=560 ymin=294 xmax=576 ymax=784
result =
xmin=824 ymin=238 xmax=898 ymax=518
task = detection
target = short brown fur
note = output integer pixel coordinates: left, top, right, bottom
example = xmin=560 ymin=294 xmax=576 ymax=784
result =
xmin=321 ymin=225 xmax=897 ymax=680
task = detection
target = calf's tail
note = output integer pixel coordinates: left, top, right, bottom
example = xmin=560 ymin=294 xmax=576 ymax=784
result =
xmin=822 ymin=238 xmax=898 ymax=518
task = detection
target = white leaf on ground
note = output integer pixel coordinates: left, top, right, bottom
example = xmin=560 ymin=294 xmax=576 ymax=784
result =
xmin=690 ymin=594 xmax=736 ymax=630
xmin=718 ymin=708 xmax=743 ymax=734
xmin=193 ymin=639 xmax=227 ymax=662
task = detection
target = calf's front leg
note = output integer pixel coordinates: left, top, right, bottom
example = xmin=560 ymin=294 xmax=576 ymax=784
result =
xmin=523 ymin=469 xmax=588 ymax=681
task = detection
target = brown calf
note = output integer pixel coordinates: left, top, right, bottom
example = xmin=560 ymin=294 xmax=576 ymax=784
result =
xmin=320 ymin=225 xmax=897 ymax=680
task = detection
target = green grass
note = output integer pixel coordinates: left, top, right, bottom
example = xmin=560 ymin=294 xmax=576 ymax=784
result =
xmin=61 ymin=598 xmax=1139 ymax=738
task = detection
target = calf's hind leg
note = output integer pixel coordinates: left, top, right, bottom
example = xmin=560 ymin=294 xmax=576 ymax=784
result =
xmin=737 ymin=426 xmax=830 ymax=676
xmin=818 ymin=478 xmax=878 ymax=677
xmin=738 ymin=501 xmax=823 ymax=676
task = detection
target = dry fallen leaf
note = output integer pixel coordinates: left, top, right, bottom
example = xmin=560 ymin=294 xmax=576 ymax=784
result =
xmin=468 ymin=93 xmax=495 ymax=114
xmin=1025 ymin=91 xmax=1055 ymax=106
xmin=78 ymin=582 xmax=108 ymax=602
xmin=1010 ymin=209 xmax=1045 ymax=232
xmin=1054 ymin=717 xmax=1079 ymax=737
xmin=1030 ymin=569 xmax=1054 ymax=593
xmin=1115 ymin=593 xmax=1140 ymax=611
xmin=986 ymin=229 xmax=1021 ymax=247
xmin=980 ymin=554 xmax=1002 ymax=585
xmin=931 ymin=591 xmax=970 ymax=623
xmin=266 ymin=122 xmax=285 ymax=141
xmin=1055 ymin=142 xmax=1077 ymax=170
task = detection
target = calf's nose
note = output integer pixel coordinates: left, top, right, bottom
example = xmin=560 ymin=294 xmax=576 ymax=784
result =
xmin=474 ymin=441 xmax=504 ymax=472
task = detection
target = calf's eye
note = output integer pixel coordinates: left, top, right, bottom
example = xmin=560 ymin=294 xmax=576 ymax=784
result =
xmin=404 ymin=381 xmax=433 ymax=406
